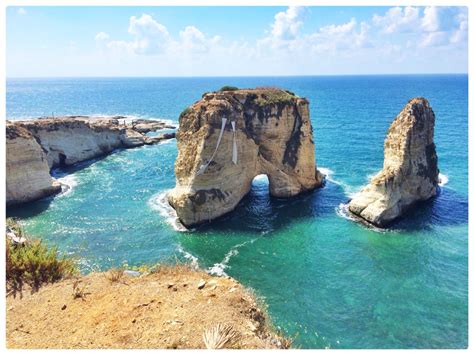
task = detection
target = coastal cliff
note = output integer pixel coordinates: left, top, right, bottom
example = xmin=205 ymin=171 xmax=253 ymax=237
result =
xmin=348 ymin=98 xmax=439 ymax=227
xmin=18 ymin=116 xmax=161 ymax=168
xmin=6 ymin=123 xmax=61 ymax=206
xmin=7 ymin=267 xmax=289 ymax=349
xmin=168 ymin=88 xmax=323 ymax=227
xmin=6 ymin=116 xmax=175 ymax=206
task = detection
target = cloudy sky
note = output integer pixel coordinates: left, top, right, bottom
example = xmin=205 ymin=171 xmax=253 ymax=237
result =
xmin=6 ymin=6 xmax=468 ymax=77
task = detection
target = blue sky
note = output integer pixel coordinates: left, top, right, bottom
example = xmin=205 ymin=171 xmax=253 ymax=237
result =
xmin=6 ymin=6 xmax=468 ymax=77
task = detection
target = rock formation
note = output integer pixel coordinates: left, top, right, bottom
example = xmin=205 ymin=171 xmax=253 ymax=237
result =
xmin=6 ymin=116 xmax=176 ymax=206
xmin=168 ymin=88 xmax=324 ymax=227
xmin=348 ymin=97 xmax=439 ymax=227
xmin=18 ymin=116 xmax=167 ymax=169
xmin=6 ymin=123 xmax=61 ymax=206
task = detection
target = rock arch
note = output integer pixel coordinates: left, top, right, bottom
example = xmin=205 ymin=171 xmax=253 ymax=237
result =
xmin=168 ymin=88 xmax=324 ymax=227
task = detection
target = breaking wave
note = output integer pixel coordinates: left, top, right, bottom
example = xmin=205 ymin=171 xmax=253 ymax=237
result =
xmin=147 ymin=190 xmax=187 ymax=232
xmin=51 ymin=169 xmax=78 ymax=197
xmin=319 ymin=167 xmax=359 ymax=197
xmin=439 ymin=173 xmax=449 ymax=186
xmin=207 ymin=239 xmax=257 ymax=276
xmin=177 ymin=246 xmax=199 ymax=269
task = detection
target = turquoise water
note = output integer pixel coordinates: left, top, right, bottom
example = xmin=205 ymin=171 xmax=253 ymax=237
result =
xmin=6 ymin=75 xmax=468 ymax=348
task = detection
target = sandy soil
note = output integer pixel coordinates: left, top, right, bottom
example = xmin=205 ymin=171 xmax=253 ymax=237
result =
xmin=6 ymin=265 xmax=288 ymax=349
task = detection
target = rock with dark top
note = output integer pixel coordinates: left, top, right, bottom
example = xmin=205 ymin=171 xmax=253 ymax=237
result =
xmin=348 ymin=97 xmax=439 ymax=227
xmin=168 ymin=88 xmax=324 ymax=227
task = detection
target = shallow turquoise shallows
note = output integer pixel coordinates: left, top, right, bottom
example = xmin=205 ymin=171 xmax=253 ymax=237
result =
xmin=7 ymin=75 xmax=468 ymax=349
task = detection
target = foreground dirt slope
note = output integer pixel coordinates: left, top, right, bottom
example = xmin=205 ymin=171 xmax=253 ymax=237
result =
xmin=6 ymin=266 xmax=287 ymax=349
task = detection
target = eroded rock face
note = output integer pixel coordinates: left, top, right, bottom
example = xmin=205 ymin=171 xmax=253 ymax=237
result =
xmin=19 ymin=117 xmax=139 ymax=169
xmin=6 ymin=123 xmax=61 ymax=206
xmin=168 ymin=88 xmax=324 ymax=227
xmin=6 ymin=116 xmax=176 ymax=206
xmin=348 ymin=97 xmax=439 ymax=227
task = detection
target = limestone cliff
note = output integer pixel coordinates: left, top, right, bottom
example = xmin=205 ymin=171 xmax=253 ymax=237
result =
xmin=348 ymin=97 xmax=439 ymax=227
xmin=6 ymin=123 xmax=61 ymax=206
xmin=6 ymin=116 xmax=176 ymax=206
xmin=18 ymin=117 xmax=147 ymax=169
xmin=168 ymin=88 xmax=324 ymax=227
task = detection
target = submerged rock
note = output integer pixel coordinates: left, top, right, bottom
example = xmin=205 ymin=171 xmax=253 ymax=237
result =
xmin=168 ymin=88 xmax=324 ymax=227
xmin=348 ymin=97 xmax=439 ymax=227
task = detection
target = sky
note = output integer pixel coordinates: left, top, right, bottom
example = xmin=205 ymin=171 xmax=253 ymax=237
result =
xmin=6 ymin=6 xmax=468 ymax=77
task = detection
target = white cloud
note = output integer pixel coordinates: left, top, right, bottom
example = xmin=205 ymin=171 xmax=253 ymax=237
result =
xmin=373 ymin=6 xmax=467 ymax=48
xmin=372 ymin=7 xmax=419 ymax=33
xmin=97 ymin=14 xmax=222 ymax=56
xmin=95 ymin=32 xmax=110 ymax=42
xmin=271 ymin=6 xmax=306 ymax=40
xmin=179 ymin=26 xmax=221 ymax=53
xmin=17 ymin=8 xmax=27 ymax=15
xmin=88 ymin=6 xmax=466 ymax=76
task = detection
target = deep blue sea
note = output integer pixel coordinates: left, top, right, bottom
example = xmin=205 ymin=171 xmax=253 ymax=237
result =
xmin=6 ymin=75 xmax=468 ymax=349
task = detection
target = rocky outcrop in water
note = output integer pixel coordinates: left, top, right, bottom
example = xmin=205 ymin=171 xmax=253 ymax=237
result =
xmin=6 ymin=116 xmax=176 ymax=206
xmin=17 ymin=116 xmax=174 ymax=169
xmin=6 ymin=123 xmax=61 ymax=206
xmin=168 ymin=88 xmax=324 ymax=227
xmin=348 ymin=98 xmax=439 ymax=227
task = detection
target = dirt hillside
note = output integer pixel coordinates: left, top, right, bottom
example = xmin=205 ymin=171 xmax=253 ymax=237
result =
xmin=6 ymin=265 xmax=289 ymax=349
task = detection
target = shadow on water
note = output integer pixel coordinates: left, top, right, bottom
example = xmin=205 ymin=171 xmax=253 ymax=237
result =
xmin=389 ymin=187 xmax=468 ymax=231
xmin=7 ymin=198 xmax=54 ymax=219
xmin=194 ymin=175 xmax=341 ymax=234
xmin=6 ymin=151 xmax=126 ymax=220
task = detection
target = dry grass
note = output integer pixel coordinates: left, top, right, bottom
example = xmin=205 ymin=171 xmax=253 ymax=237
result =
xmin=71 ymin=280 xmax=88 ymax=300
xmin=203 ymin=323 xmax=240 ymax=349
xmin=106 ymin=268 xmax=124 ymax=283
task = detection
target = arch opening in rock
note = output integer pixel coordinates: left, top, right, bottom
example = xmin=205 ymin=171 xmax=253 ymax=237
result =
xmin=168 ymin=88 xmax=324 ymax=227
xmin=58 ymin=153 xmax=67 ymax=168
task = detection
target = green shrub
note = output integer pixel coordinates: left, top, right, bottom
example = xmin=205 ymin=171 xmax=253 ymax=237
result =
xmin=6 ymin=219 xmax=77 ymax=297
xmin=219 ymin=86 xmax=239 ymax=92
xmin=253 ymin=90 xmax=295 ymax=107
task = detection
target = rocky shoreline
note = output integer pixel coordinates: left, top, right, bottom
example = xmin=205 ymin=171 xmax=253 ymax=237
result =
xmin=6 ymin=116 xmax=176 ymax=206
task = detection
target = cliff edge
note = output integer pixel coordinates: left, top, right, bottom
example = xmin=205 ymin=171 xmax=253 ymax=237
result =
xmin=7 ymin=266 xmax=289 ymax=349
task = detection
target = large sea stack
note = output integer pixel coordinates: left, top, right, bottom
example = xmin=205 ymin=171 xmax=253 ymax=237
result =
xmin=348 ymin=97 xmax=439 ymax=227
xmin=168 ymin=88 xmax=324 ymax=227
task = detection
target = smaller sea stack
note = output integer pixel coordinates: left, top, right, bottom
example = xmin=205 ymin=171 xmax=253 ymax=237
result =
xmin=348 ymin=97 xmax=439 ymax=227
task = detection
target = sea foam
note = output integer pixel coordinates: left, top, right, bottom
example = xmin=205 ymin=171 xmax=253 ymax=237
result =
xmin=319 ymin=167 xmax=359 ymax=197
xmin=51 ymin=169 xmax=78 ymax=197
xmin=439 ymin=173 xmax=449 ymax=186
xmin=148 ymin=190 xmax=188 ymax=232
xmin=207 ymin=239 xmax=257 ymax=277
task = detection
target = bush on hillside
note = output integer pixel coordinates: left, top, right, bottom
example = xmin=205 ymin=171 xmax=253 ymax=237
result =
xmin=6 ymin=218 xmax=77 ymax=297
xmin=219 ymin=86 xmax=239 ymax=92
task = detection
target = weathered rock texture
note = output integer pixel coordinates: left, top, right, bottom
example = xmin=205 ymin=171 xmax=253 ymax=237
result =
xmin=348 ymin=98 xmax=439 ymax=227
xmin=6 ymin=116 xmax=176 ymax=206
xmin=6 ymin=123 xmax=61 ymax=206
xmin=19 ymin=116 xmax=163 ymax=169
xmin=168 ymin=88 xmax=324 ymax=227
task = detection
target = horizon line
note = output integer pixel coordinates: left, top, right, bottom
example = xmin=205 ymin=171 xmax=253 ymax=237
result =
xmin=6 ymin=73 xmax=468 ymax=80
